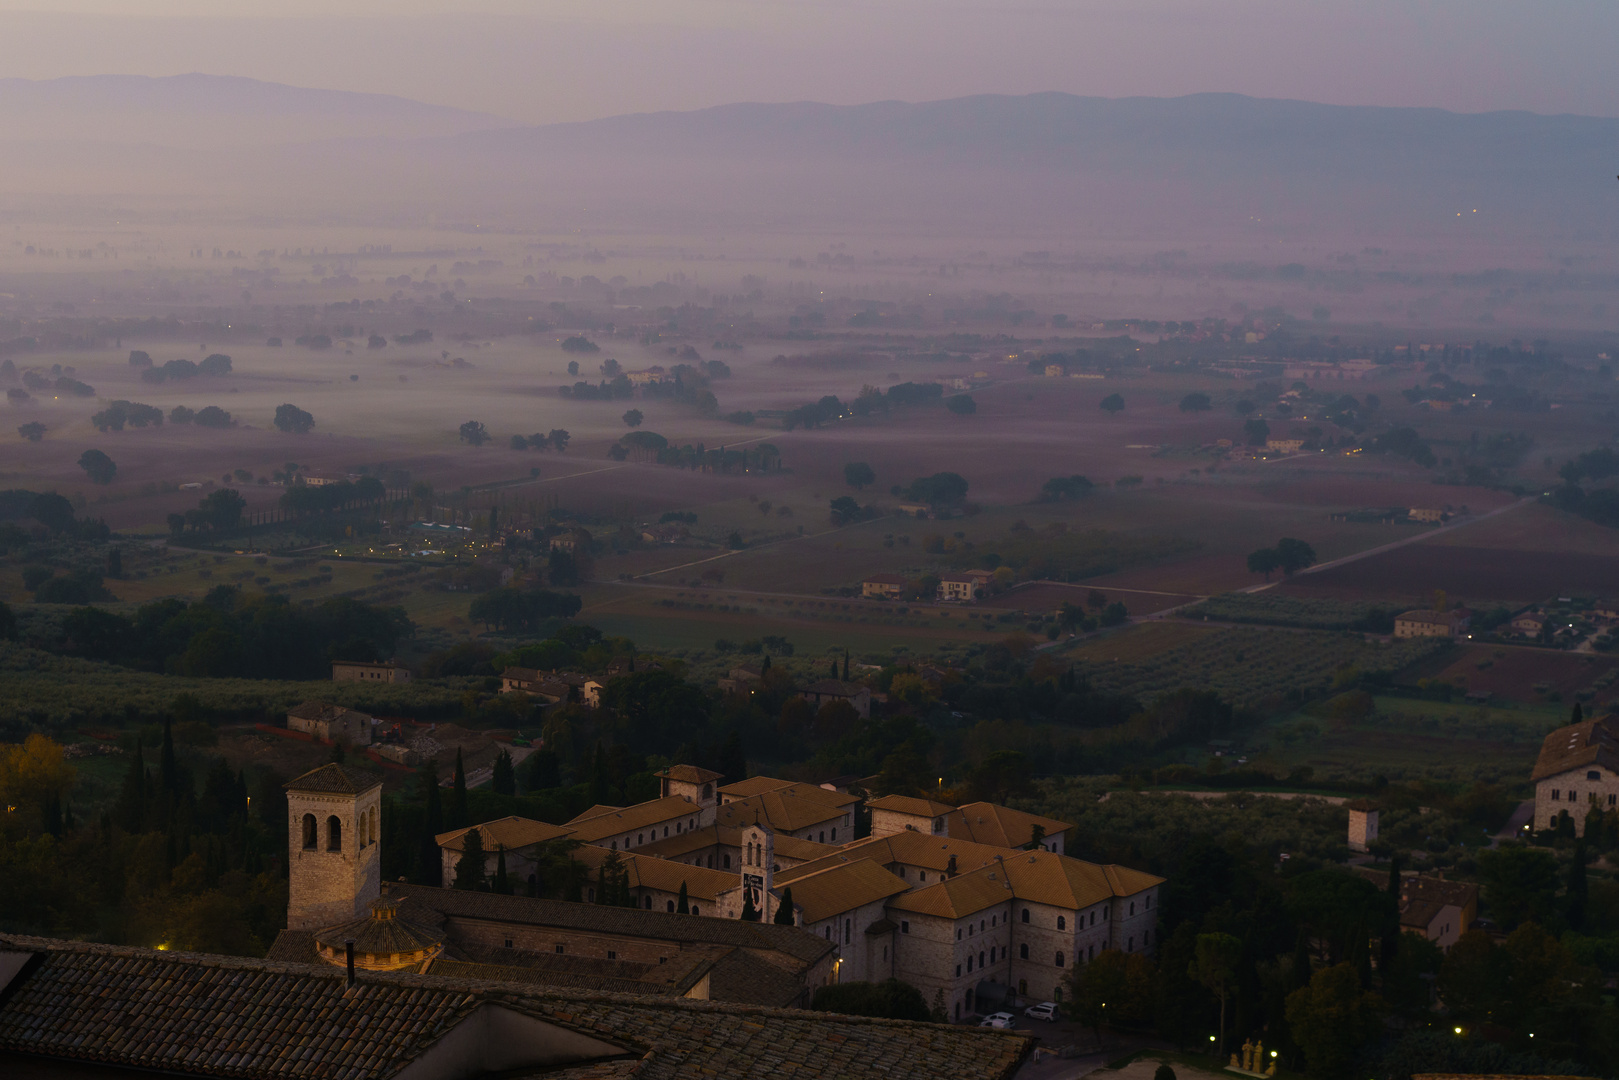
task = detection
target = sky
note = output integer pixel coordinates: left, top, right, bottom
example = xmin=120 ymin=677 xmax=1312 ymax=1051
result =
xmin=0 ymin=0 xmax=1613 ymax=123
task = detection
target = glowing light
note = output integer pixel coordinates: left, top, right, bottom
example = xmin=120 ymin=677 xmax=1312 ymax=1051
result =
xmin=1454 ymin=1027 xmax=1463 ymax=1035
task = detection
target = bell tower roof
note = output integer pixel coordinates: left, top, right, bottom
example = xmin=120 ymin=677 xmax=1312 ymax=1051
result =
xmin=285 ymin=763 xmax=383 ymax=795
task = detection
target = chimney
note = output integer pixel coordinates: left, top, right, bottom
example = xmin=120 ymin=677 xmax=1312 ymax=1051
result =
xmin=946 ymin=854 xmax=958 ymax=878
xmin=345 ymin=939 xmax=356 ymax=988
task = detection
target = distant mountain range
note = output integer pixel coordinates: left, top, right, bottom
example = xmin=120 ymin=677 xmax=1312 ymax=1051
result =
xmin=0 ymin=73 xmax=513 ymax=145
xmin=1 ymin=76 xmax=1613 ymax=240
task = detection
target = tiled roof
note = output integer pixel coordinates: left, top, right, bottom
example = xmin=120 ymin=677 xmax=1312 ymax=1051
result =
xmin=426 ymin=942 xmax=724 ymax=997
xmin=706 ymin=949 xmax=813 ymax=1008
xmin=380 ymin=883 xmax=836 ymax=968
xmin=567 ymin=797 xmax=701 ymax=843
xmin=1350 ymin=868 xmax=1479 ymax=931
xmin=869 ymin=794 xmax=956 ymax=817
xmin=1396 ymin=609 xmax=1463 ymax=625
xmin=1532 ymin=718 xmax=1619 ymax=782
xmin=313 ymin=899 xmax=445 ymax=958
xmin=946 ymin=803 xmax=1073 ymax=850
xmin=284 ymin=762 xmax=383 ymax=795
xmin=436 ymin=816 xmax=574 ymax=853
xmin=654 ymin=764 xmax=724 ymax=784
xmin=716 ymin=785 xmax=856 ymax=834
xmin=573 ymin=848 xmax=737 ymax=903
xmin=569 ymin=804 xmax=626 ymax=823
xmin=0 ymin=934 xmax=1033 ymax=1080
xmin=814 ymin=832 xmax=1162 ymax=911
xmin=718 ymin=776 xmax=794 ymax=799
xmin=634 ymin=825 xmax=836 ymax=866
xmin=773 ymin=859 xmax=910 ymax=924
xmin=888 ymin=866 xmax=1015 ymax=920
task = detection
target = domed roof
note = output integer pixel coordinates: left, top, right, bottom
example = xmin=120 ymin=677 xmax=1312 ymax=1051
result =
xmin=314 ymin=899 xmax=445 ymax=968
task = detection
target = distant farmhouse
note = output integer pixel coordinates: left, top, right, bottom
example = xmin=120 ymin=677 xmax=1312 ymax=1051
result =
xmin=332 ymin=659 xmax=411 ymax=683
xmin=1392 ymin=608 xmax=1471 ymax=638
xmin=286 ymin=701 xmax=373 ymax=746
xmin=1532 ymin=715 xmax=1619 ymax=836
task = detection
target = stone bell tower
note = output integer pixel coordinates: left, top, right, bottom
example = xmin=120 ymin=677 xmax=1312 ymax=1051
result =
xmin=285 ymin=763 xmax=384 ymax=931
xmin=739 ymin=817 xmax=777 ymax=923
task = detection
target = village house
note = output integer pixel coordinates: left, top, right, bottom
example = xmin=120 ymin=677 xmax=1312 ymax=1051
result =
xmin=1393 ymin=608 xmax=1471 ymax=638
xmin=1594 ymin=600 xmax=1619 ymax=622
xmin=1531 ymin=715 xmax=1619 ymax=835
xmin=1265 ymin=438 xmax=1304 ymax=453
xmin=500 ymin=667 xmax=604 ymax=707
xmin=861 ymin=573 xmax=908 ymax=599
xmin=332 ymin=659 xmax=411 ymax=683
xmin=937 ymin=573 xmax=980 ymax=601
xmin=798 ymin=678 xmax=872 ymax=719
xmin=1512 ymin=611 xmax=1548 ymax=636
xmin=715 ymin=781 xmax=861 ymax=845
xmin=286 ymin=701 xmax=374 ymax=746
xmin=716 ymin=665 xmax=762 ymax=694
xmin=1352 ymin=867 xmax=1478 ymax=951
xmin=1407 ymin=507 xmax=1446 ymax=524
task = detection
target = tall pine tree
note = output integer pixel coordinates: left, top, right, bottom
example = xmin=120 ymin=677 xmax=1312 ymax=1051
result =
xmin=493 ymin=844 xmax=511 ymax=895
xmin=448 ymin=748 xmax=469 ymax=830
xmin=677 ymin=881 xmax=689 ymax=915
xmin=491 ymin=749 xmax=516 ymax=796
xmin=116 ymin=742 xmax=148 ymax=832
xmin=417 ymin=759 xmax=445 ymax=886
xmin=453 ymin=826 xmax=486 ymax=891
xmin=774 ymin=887 xmax=796 ymax=925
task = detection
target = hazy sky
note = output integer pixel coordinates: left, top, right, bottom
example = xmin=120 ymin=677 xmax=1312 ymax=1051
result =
xmin=0 ymin=0 xmax=1614 ymax=123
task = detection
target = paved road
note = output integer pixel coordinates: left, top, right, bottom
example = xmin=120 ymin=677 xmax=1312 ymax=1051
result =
xmin=1239 ymin=496 xmax=1536 ymax=595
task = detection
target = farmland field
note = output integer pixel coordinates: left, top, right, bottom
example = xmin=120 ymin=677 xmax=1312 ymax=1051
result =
xmin=1275 ymin=542 xmax=1619 ymax=606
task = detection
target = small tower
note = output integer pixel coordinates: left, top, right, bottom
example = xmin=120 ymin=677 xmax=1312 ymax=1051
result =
xmin=739 ymin=817 xmax=777 ymax=923
xmin=1347 ymin=799 xmax=1380 ymax=854
xmin=285 ymin=763 xmax=384 ymax=931
xmin=655 ymin=764 xmax=723 ymax=827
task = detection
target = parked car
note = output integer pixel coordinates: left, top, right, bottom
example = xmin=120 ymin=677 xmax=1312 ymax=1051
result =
xmin=978 ymin=1012 xmax=1017 ymax=1029
xmin=1023 ymin=1001 xmax=1059 ymax=1022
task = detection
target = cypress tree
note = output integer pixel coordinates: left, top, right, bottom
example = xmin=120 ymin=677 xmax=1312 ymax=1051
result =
xmin=741 ymin=888 xmax=760 ymax=922
xmin=842 ymin=650 xmax=850 ymax=681
xmin=829 ymin=660 xmax=838 ymax=680
xmin=117 ymin=742 xmax=148 ymax=831
xmin=417 ymin=759 xmax=444 ymax=886
xmin=1381 ymin=852 xmax=1403 ymax=973
xmin=159 ymin=716 xmax=178 ymax=796
xmin=491 ymin=749 xmax=516 ymax=796
xmin=761 ymin=654 xmax=771 ymax=673
xmin=448 ymin=748 xmax=468 ymax=830
xmin=1571 ymin=702 xmax=1585 ymax=724
xmin=774 ymin=886 xmax=796 ymax=925
xmin=493 ymin=844 xmax=511 ymax=895
xmin=1568 ymin=840 xmax=1589 ymax=931
xmin=453 ymin=827 xmax=486 ymax=891
xmin=677 ymin=880 xmax=690 ymax=915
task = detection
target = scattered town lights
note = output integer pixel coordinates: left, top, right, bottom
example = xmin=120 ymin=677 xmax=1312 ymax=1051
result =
xmin=1454 ymin=1027 xmax=1463 ymax=1035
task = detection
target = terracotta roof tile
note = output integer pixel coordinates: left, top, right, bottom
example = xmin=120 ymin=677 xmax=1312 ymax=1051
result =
xmin=566 ymin=798 xmax=702 ymax=843
xmin=868 ymin=795 xmax=956 ymax=817
xmin=0 ymin=935 xmax=1033 ymax=1080
xmin=946 ymin=803 xmax=1072 ymax=849
xmin=769 ymin=859 xmax=910 ymax=924
xmin=1532 ymin=717 xmax=1619 ymax=782
xmin=436 ymin=816 xmax=574 ymax=854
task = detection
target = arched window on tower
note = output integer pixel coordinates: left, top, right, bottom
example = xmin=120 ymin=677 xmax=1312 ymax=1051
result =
xmin=301 ymin=813 xmax=317 ymax=850
xmin=327 ymin=815 xmax=342 ymax=852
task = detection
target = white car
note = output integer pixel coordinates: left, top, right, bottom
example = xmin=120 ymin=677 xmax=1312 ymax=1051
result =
xmin=1023 ymin=1001 xmax=1060 ymax=1022
xmin=978 ymin=1012 xmax=1017 ymax=1029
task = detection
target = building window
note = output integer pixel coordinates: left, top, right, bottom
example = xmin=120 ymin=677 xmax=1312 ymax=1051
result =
xmin=901 ymin=921 xmax=910 ymax=934
xmin=1055 ymin=952 xmax=1065 ymax=967
xmin=1552 ymin=789 xmax=1561 ymax=801
xmin=504 ymin=939 xmax=513 ymax=949
xmin=1021 ymin=909 xmax=1029 ymax=924
xmin=667 ymin=900 xmax=675 ymax=912
xmin=967 ymin=956 xmax=974 ymax=972
xmin=326 ymin=815 xmax=342 ymax=852
xmin=1089 ymin=944 xmax=1095 ymax=960
xmin=301 ymin=813 xmax=317 ymax=850
xmin=956 ymin=964 xmax=961 ymax=977
xmin=979 ymin=951 xmax=985 ymax=968
xmin=555 ymin=944 xmax=564 ymax=954
xmin=1128 ymin=937 xmax=1134 ymax=951
xmin=1590 ymin=771 xmax=1602 ymax=781
xmin=956 ymin=929 xmax=962 ymax=941
xmin=819 ymin=832 xmax=826 ymax=842
xmin=724 ymin=854 xmax=731 ymax=868
xmin=638 ymin=833 xmax=644 ymax=844
xmin=920 ymin=872 xmax=926 ymax=882
xmin=1057 ymin=916 xmax=1066 ymax=930
xmin=979 ymin=919 xmax=985 ymax=931
xmin=1146 ymin=896 xmax=1152 ymax=909
xmin=676 ymin=822 xmax=682 ymax=833
xmin=845 ymin=919 xmax=851 ymax=944
xmin=611 ymin=840 xmax=618 ymax=851
xmin=644 ymin=897 xmax=652 ymax=910
xmin=1019 ymin=943 xmax=1029 ymax=960
xmin=692 ymin=905 xmax=701 ymax=916
xmin=1129 ymin=902 xmax=1135 ymax=916
xmin=607 ymin=950 xmax=617 ymax=960
xmin=831 ymin=828 xmax=837 ymax=841
xmin=1610 ymin=795 xmax=1616 ymax=807
xmin=1019 ymin=979 xmax=1027 ymax=995
xmin=967 ymin=924 xmax=973 ymax=937
xmin=883 ymin=945 xmax=888 ymax=961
